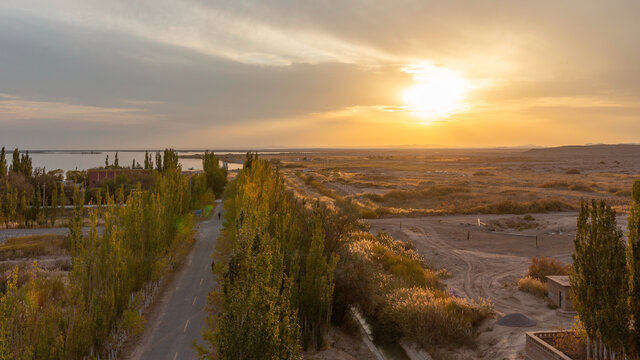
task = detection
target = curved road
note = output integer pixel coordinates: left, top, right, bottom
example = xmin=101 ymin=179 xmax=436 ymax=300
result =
xmin=130 ymin=203 xmax=222 ymax=360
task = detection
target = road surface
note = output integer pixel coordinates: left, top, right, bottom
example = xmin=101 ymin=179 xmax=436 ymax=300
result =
xmin=131 ymin=203 xmax=221 ymax=360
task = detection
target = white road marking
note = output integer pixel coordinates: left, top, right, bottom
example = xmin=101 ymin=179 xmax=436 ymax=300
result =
xmin=183 ymin=319 xmax=190 ymax=333
xmin=192 ymin=296 xmax=197 ymax=306
xmin=200 ymin=278 xmax=203 ymax=286
xmin=173 ymin=352 xmax=178 ymax=360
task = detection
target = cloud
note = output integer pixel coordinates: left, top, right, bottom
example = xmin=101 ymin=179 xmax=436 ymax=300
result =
xmin=0 ymin=0 xmax=639 ymax=148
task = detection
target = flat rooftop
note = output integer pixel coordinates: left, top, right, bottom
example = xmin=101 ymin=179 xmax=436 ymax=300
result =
xmin=546 ymin=275 xmax=570 ymax=287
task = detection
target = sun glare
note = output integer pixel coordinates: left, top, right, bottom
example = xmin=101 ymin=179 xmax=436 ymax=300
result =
xmin=402 ymin=63 xmax=470 ymax=122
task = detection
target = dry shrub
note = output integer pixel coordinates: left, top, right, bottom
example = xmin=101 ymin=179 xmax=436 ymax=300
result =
xmin=615 ymin=189 xmax=632 ymax=197
xmin=469 ymin=198 xmax=575 ymax=214
xmin=473 ymin=171 xmax=495 ymax=176
xmin=0 ymin=235 xmax=68 ymax=261
xmin=565 ymin=168 xmax=581 ymax=174
xmin=381 ymin=186 xmax=469 ymax=202
xmin=567 ymin=182 xmax=594 ymax=192
xmin=383 ymin=287 xmax=493 ymax=347
xmin=518 ymin=276 xmax=548 ymax=297
xmin=334 ymin=231 xmax=493 ymax=350
xmin=538 ymin=180 xmax=570 ymax=189
xmin=299 ymin=174 xmax=344 ymax=202
xmin=527 ymin=256 xmax=568 ymax=281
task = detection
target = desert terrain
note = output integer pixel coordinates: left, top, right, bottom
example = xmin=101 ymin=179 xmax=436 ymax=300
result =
xmin=265 ymin=145 xmax=639 ymax=359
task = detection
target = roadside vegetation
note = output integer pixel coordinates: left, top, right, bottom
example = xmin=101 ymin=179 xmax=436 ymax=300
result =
xmin=0 ymin=150 xmax=227 ymax=359
xmin=198 ymin=154 xmax=493 ymax=359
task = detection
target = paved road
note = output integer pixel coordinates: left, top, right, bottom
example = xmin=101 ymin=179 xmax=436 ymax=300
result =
xmin=132 ymin=203 xmax=221 ymax=360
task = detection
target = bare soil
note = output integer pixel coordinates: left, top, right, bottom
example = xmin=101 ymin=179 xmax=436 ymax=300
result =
xmin=366 ymin=212 xmax=623 ymax=359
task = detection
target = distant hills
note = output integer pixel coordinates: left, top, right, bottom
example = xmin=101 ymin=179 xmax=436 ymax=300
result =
xmin=525 ymin=144 xmax=640 ymax=157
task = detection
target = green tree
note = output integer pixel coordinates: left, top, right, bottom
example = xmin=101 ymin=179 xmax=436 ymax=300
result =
xmin=144 ymin=151 xmax=152 ymax=169
xmin=105 ymin=154 xmax=110 ymax=168
xmin=628 ymin=180 xmax=640 ymax=354
xmin=163 ymin=149 xmax=179 ymax=173
xmin=10 ymin=149 xmax=19 ymax=174
xmin=297 ymin=212 xmax=339 ymax=350
xmin=0 ymin=146 xmax=6 ymax=179
xmin=571 ymin=200 xmax=629 ymax=355
xmin=155 ymin=152 xmax=163 ymax=172
xmin=203 ymin=151 xmax=227 ymax=197
xmin=114 ymin=152 xmax=120 ymax=168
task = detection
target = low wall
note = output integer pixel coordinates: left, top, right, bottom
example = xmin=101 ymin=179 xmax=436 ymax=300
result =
xmin=525 ymin=331 xmax=573 ymax=360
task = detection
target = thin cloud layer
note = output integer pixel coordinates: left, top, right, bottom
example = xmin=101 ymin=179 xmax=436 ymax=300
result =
xmin=0 ymin=0 xmax=638 ymax=148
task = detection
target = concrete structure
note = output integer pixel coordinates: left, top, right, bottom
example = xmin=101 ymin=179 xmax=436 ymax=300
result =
xmin=525 ymin=331 xmax=572 ymax=360
xmin=546 ymin=275 xmax=575 ymax=313
xmin=87 ymin=169 xmax=149 ymax=187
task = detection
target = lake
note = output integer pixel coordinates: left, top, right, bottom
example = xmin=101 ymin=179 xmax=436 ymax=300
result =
xmin=1 ymin=151 xmax=246 ymax=174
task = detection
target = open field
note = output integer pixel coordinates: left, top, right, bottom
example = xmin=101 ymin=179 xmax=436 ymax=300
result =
xmin=273 ymin=145 xmax=639 ymax=358
xmin=268 ymin=146 xmax=639 ymax=217
xmin=366 ymin=213 xmax=628 ymax=359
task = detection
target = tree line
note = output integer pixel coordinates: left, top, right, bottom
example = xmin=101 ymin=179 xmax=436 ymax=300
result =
xmin=0 ymin=148 xmax=229 ymax=228
xmin=570 ymin=179 xmax=640 ymax=358
xmin=0 ymin=147 xmax=67 ymax=228
xmin=197 ymin=154 xmax=492 ymax=358
xmin=197 ymin=154 xmax=344 ymax=359
xmin=0 ymin=150 xmax=228 ymax=359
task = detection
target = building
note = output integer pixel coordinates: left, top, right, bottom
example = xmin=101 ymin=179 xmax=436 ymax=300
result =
xmin=546 ymin=275 xmax=575 ymax=313
xmin=87 ymin=169 xmax=150 ymax=187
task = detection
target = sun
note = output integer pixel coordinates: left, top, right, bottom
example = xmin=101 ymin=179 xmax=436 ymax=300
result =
xmin=402 ymin=63 xmax=470 ymax=122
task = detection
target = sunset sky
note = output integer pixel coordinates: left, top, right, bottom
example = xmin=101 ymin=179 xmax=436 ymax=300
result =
xmin=1 ymin=0 xmax=639 ymax=149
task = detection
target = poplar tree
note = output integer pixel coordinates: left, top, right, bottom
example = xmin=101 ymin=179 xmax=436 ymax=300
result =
xmin=114 ymin=152 xmax=120 ymax=168
xmin=105 ymin=155 xmax=110 ymax=168
xmin=628 ymin=179 xmax=640 ymax=354
xmin=0 ymin=146 xmax=6 ymax=178
xmin=571 ymin=200 xmax=629 ymax=355
xmin=144 ymin=151 xmax=152 ymax=169
xmin=155 ymin=152 xmax=163 ymax=172
xmin=10 ymin=149 xmax=19 ymax=173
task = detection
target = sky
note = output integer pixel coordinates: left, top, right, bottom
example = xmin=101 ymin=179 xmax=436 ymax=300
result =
xmin=1 ymin=0 xmax=639 ymax=149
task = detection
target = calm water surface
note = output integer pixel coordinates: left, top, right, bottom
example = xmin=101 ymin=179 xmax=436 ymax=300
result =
xmin=1 ymin=151 xmax=246 ymax=173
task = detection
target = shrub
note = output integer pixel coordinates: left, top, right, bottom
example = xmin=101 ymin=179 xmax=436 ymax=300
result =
xmin=473 ymin=171 xmax=495 ymax=176
xmin=567 ymin=182 xmax=593 ymax=192
xmin=469 ymin=198 xmax=575 ymax=214
xmin=518 ymin=276 xmax=548 ymax=297
xmin=565 ymin=168 xmax=581 ymax=174
xmin=527 ymin=256 xmax=568 ymax=281
xmin=538 ymin=180 xmax=570 ymax=188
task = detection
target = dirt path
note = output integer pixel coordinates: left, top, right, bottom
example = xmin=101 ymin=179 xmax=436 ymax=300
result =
xmin=367 ymin=213 xmax=585 ymax=359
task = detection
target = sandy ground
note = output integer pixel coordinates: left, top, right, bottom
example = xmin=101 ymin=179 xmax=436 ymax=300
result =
xmin=366 ymin=212 xmax=608 ymax=359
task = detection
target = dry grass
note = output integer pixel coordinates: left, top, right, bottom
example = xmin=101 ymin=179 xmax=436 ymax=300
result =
xmin=517 ymin=276 xmax=548 ymax=297
xmin=0 ymin=234 xmax=68 ymax=261
xmin=526 ymin=256 xmax=568 ymax=281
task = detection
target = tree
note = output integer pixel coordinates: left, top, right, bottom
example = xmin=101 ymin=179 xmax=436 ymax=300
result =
xmin=144 ymin=151 xmax=152 ymax=170
xmin=163 ymin=149 xmax=179 ymax=173
xmin=19 ymin=152 xmax=32 ymax=177
xmin=105 ymin=155 xmax=110 ymax=168
xmin=628 ymin=180 xmax=640 ymax=354
xmin=0 ymin=146 xmax=6 ymax=179
xmin=155 ymin=152 xmax=163 ymax=172
xmin=203 ymin=151 xmax=227 ymax=197
xmin=297 ymin=212 xmax=339 ymax=350
xmin=114 ymin=152 xmax=120 ymax=169
xmin=10 ymin=149 xmax=19 ymax=174
xmin=570 ymin=200 xmax=629 ymax=356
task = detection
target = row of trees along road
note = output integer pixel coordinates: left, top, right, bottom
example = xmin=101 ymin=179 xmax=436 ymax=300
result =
xmin=197 ymin=154 xmax=345 ymax=359
xmin=0 ymin=150 xmax=227 ymax=359
xmin=570 ymin=179 xmax=640 ymax=358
